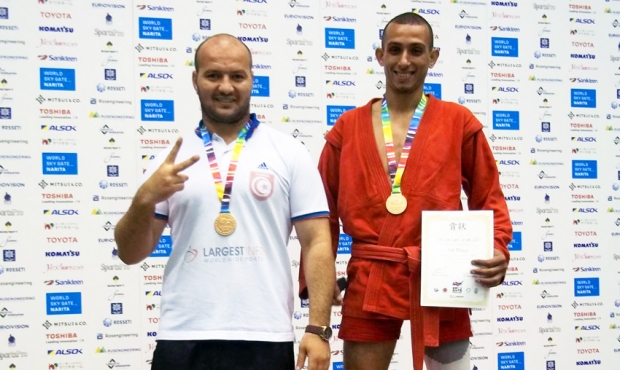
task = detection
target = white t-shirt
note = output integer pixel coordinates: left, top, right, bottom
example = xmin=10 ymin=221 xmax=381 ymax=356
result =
xmin=141 ymin=118 xmax=329 ymax=342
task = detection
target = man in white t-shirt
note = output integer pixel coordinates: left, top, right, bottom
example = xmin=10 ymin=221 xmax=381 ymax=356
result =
xmin=115 ymin=34 xmax=337 ymax=370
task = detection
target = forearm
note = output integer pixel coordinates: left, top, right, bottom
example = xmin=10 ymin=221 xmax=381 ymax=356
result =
xmin=302 ymin=238 xmax=335 ymax=326
xmin=115 ymin=192 xmax=157 ymax=265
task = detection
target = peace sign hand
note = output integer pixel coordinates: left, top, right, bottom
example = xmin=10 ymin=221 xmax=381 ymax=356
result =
xmin=137 ymin=137 xmax=200 ymax=206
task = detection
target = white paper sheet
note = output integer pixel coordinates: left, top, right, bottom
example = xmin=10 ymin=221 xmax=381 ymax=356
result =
xmin=420 ymin=210 xmax=494 ymax=308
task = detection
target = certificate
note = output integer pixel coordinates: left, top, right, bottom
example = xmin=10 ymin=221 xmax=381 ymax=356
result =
xmin=420 ymin=210 xmax=494 ymax=308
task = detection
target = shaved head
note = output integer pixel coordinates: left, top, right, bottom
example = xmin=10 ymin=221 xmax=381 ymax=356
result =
xmin=382 ymin=12 xmax=434 ymax=51
xmin=194 ymin=34 xmax=253 ymax=72
xmin=191 ymin=32 xmax=254 ymax=127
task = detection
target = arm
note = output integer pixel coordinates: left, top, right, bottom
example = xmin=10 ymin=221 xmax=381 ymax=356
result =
xmin=295 ymin=217 xmax=335 ymax=326
xmin=115 ymin=137 xmax=199 ymax=265
xmin=299 ymin=141 xmax=341 ymax=299
xmin=115 ymin=192 xmax=167 ymax=265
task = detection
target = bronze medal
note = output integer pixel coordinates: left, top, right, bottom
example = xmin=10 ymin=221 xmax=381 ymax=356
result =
xmin=214 ymin=213 xmax=236 ymax=236
xmin=386 ymin=193 xmax=407 ymax=215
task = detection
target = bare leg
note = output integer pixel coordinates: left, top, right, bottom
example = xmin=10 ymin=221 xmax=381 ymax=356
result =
xmin=424 ymin=340 xmax=470 ymax=370
xmin=343 ymin=340 xmax=397 ymax=370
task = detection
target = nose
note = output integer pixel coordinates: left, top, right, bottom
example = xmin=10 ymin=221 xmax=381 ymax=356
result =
xmin=397 ymin=51 xmax=410 ymax=68
xmin=217 ymin=75 xmax=235 ymax=94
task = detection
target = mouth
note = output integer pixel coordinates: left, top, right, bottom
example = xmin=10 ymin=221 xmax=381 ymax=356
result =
xmin=214 ymin=97 xmax=236 ymax=104
xmin=394 ymin=71 xmax=414 ymax=80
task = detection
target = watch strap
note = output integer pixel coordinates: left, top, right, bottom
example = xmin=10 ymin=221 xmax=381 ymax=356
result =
xmin=305 ymin=325 xmax=329 ymax=341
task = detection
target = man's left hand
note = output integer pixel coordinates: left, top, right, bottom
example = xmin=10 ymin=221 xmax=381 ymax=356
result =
xmin=470 ymin=249 xmax=508 ymax=287
xmin=296 ymin=333 xmax=330 ymax=370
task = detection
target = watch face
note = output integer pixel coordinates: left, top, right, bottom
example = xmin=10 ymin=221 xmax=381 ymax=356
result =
xmin=324 ymin=327 xmax=333 ymax=339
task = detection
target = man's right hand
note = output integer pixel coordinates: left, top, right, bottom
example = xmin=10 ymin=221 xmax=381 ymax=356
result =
xmin=137 ymin=137 xmax=200 ymax=206
xmin=332 ymin=282 xmax=343 ymax=306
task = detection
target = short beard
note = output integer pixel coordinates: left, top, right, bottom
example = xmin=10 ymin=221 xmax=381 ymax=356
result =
xmin=392 ymin=85 xmax=417 ymax=94
xmin=200 ymin=98 xmax=250 ymax=125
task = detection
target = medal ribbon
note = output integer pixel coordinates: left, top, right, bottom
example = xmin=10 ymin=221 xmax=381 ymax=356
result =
xmin=196 ymin=115 xmax=259 ymax=214
xmin=381 ymin=94 xmax=427 ymax=195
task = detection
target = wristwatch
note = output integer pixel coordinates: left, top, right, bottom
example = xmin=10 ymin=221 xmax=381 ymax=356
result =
xmin=305 ymin=325 xmax=332 ymax=342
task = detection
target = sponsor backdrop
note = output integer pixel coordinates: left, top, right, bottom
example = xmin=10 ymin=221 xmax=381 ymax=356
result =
xmin=0 ymin=0 xmax=619 ymax=369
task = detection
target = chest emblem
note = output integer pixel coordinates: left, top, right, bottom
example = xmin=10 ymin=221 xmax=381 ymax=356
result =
xmin=250 ymin=163 xmax=274 ymax=201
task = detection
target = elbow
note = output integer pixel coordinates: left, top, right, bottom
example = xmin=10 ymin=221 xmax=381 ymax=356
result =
xmin=117 ymin=249 xmax=146 ymax=266
xmin=114 ymin=224 xmax=139 ymax=265
xmin=117 ymin=246 xmax=137 ymax=265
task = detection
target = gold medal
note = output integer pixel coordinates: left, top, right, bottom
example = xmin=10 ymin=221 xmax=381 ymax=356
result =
xmin=386 ymin=194 xmax=407 ymax=215
xmin=214 ymin=213 xmax=236 ymax=236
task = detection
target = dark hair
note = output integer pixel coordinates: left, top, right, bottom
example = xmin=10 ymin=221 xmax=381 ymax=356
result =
xmin=194 ymin=33 xmax=253 ymax=72
xmin=381 ymin=12 xmax=434 ymax=51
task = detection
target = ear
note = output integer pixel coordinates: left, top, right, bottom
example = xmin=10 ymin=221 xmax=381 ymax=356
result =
xmin=375 ymin=47 xmax=385 ymax=67
xmin=192 ymin=70 xmax=198 ymax=94
xmin=429 ymin=48 xmax=440 ymax=69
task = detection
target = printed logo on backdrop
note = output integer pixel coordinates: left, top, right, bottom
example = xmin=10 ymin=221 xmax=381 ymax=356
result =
xmin=136 ymin=5 xmax=174 ymax=12
xmin=423 ymin=83 xmax=441 ymax=100
xmin=46 ymin=292 xmax=82 ymax=315
xmin=138 ymin=17 xmax=172 ymax=40
xmin=508 ymin=231 xmax=522 ymax=251
xmin=493 ymin=111 xmax=520 ymax=130
xmin=40 ymin=68 xmax=76 ymax=91
xmin=42 ymin=153 xmax=78 ymax=175
xmin=150 ymin=236 xmax=171 ymax=257
xmin=571 ymin=89 xmax=596 ymax=108
xmin=572 ymin=160 xmax=597 ymax=179
xmin=337 ymin=234 xmax=351 ymax=254
xmin=0 ymin=107 xmax=11 ymax=120
xmin=140 ymin=100 xmax=174 ymax=121
xmin=491 ymin=37 xmax=519 ymax=57
xmin=252 ymin=76 xmax=270 ymax=97
xmin=498 ymin=352 xmax=524 ymax=370
xmin=325 ymin=28 xmax=354 ymax=49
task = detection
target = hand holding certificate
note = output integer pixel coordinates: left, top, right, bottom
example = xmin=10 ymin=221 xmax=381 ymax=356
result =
xmin=420 ymin=210 xmax=494 ymax=308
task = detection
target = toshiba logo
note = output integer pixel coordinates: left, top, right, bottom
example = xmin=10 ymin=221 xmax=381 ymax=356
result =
xmin=143 ymin=275 xmax=162 ymax=281
xmin=42 ymin=194 xmax=73 ymax=199
xmin=325 ymin=65 xmax=351 ymax=71
xmin=140 ymin=139 xmax=170 ymax=145
xmin=574 ymin=312 xmax=596 ymax=317
xmin=40 ymin=109 xmax=71 ymax=115
xmin=46 ymin=333 xmax=77 ymax=339
xmin=138 ymin=57 xmax=168 ymax=63
xmin=569 ymin=4 xmax=591 ymax=10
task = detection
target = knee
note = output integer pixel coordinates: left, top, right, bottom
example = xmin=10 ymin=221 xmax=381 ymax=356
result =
xmin=343 ymin=340 xmax=397 ymax=370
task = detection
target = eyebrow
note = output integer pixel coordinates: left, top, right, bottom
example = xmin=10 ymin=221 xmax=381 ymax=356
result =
xmin=386 ymin=41 xmax=427 ymax=47
xmin=203 ymin=69 xmax=248 ymax=74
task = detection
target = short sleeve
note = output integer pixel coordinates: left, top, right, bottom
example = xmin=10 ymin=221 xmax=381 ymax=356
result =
xmin=289 ymin=144 xmax=330 ymax=222
xmin=140 ymin=150 xmax=170 ymax=220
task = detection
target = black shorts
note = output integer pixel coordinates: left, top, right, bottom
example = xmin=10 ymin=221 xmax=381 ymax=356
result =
xmin=151 ymin=339 xmax=295 ymax=370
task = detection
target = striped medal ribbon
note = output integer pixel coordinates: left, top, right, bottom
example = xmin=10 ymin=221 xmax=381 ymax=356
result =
xmin=381 ymin=94 xmax=427 ymax=215
xmin=196 ymin=117 xmax=259 ymax=235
